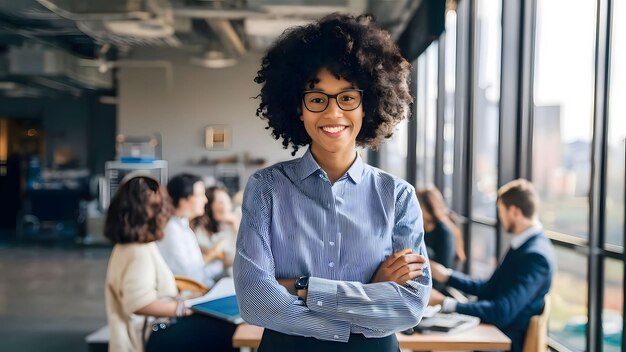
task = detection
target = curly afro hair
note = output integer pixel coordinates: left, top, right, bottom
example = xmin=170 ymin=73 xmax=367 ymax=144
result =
xmin=254 ymin=13 xmax=413 ymax=156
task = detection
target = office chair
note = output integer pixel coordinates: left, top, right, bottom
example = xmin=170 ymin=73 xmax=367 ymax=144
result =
xmin=523 ymin=293 xmax=551 ymax=352
xmin=175 ymin=275 xmax=209 ymax=296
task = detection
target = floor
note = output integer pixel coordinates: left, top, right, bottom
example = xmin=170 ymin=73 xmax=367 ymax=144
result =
xmin=0 ymin=240 xmax=111 ymax=352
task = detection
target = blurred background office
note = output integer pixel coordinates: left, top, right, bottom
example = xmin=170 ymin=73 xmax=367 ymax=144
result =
xmin=0 ymin=0 xmax=624 ymax=351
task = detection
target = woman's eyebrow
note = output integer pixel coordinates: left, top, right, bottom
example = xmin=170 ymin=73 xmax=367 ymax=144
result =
xmin=306 ymin=85 xmax=357 ymax=92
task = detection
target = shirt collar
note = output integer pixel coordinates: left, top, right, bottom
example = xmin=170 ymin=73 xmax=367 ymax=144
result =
xmin=510 ymin=223 xmax=543 ymax=250
xmin=345 ymin=153 xmax=364 ymax=184
xmin=295 ymin=148 xmax=364 ymax=184
xmin=295 ymin=148 xmax=322 ymax=181
xmin=171 ymin=215 xmax=190 ymax=228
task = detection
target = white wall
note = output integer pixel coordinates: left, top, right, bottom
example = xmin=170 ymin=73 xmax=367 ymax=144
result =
xmin=117 ymin=48 xmax=302 ymax=190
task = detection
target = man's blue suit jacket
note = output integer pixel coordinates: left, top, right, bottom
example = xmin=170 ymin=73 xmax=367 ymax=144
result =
xmin=448 ymin=232 xmax=556 ymax=352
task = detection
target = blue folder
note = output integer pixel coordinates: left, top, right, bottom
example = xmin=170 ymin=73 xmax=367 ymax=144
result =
xmin=191 ymin=295 xmax=243 ymax=324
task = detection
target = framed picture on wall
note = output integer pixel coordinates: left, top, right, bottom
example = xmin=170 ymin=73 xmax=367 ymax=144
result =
xmin=205 ymin=125 xmax=230 ymax=149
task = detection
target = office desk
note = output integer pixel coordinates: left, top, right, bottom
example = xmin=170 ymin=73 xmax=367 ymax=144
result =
xmin=233 ymin=323 xmax=512 ymax=351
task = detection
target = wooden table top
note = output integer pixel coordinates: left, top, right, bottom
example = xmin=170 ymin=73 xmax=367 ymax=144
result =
xmin=233 ymin=323 xmax=512 ymax=351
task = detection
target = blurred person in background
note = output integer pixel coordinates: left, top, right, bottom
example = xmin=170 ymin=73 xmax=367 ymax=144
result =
xmin=429 ymin=179 xmax=555 ymax=352
xmin=104 ymin=176 xmax=236 ymax=352
xmin=157 ymin=173 xmax=217 ymax=287
xmin=192 ymin=185 xmax=240 ymax=279
xmin=416 ymin=187 xmax=465 ymax=269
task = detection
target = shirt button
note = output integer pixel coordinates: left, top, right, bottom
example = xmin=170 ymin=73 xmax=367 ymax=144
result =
xmin=328 ymin=262 xmax=335 ymax=268
xmin=317 ymin=301 xmax=323 ymax=306
xmin=329 ymin=241 xmax=335 ymax=246
xmin=334 ymin=335 xmax=339 ymax=340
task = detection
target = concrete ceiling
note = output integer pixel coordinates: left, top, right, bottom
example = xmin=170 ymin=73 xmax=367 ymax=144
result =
xmin=0 ymin=0 xmax=422 ymax=95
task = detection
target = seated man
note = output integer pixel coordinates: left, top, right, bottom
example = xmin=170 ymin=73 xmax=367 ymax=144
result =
xmin=157 ymin=173 xmax=217 ymax=287
xmin=429 ymin=179 xmax=555 ymax=352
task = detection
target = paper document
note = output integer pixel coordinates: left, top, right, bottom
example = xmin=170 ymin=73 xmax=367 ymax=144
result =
xmin=184 ymin=277 xmax=236 ymax=308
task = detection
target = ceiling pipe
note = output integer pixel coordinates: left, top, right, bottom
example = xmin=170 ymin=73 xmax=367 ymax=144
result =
xmin=205 ymin=18 xmax=245 ymax=56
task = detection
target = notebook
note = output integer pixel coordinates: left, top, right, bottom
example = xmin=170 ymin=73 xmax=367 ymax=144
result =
xmin=413 ymin=312 xmax=480 ymax=334
xmin=190 ymin=294 xmax=243 ymax=324
xmin=185 ymin=277 xmax=243 ymax=324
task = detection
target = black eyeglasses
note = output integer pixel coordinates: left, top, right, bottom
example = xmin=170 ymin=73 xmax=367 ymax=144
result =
xmin=302 ymin=89 xmax=364 ymax=113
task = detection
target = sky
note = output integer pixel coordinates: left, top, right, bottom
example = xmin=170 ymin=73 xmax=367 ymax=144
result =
xmin=534 ymin=0 xmax=625 ymax=145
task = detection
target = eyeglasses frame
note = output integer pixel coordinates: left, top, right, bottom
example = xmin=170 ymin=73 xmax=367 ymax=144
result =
xmin=301 ymin=89 xmax=365 ymax=113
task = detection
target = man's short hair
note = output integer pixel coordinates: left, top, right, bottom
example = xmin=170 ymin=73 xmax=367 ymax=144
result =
xmin=167 ymin=173 xmax=202 ymax=207
xmin=497 ymin=179 xmax=539 ymax=219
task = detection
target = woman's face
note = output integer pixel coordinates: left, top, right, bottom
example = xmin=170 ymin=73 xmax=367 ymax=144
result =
xmin=420 ymin=204 xmax=434 ymax=224
xmin=300 ymin=68 xmax=364 ymax=159
xmin=211 ymin=190 xmax=232 ymax=221
xmin=189 ymin=181 xmax=208 ymax=218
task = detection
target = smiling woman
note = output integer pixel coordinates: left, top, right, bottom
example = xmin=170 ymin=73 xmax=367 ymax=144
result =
xmin=233 ymin=13 xmax=431 ymax=352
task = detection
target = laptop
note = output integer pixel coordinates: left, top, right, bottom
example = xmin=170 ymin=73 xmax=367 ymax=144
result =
xmin=413 ymin=312 xmax=480 ymax=334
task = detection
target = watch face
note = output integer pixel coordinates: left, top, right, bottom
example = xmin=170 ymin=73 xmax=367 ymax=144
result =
xmin=295 ymin=276 xmax=309 ymax=290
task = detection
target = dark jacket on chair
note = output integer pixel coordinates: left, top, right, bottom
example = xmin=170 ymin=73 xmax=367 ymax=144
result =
xmin=448 ymin=231 xmax=556 ymax=352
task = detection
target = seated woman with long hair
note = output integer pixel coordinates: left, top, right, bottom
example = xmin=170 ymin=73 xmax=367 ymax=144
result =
xmin=192 ymin=186 xmax=240 ymax=278
xmin=104 ymin=176 xmax=236 ymax=352
xmin=416 ymin=187 xmax=466 ymax=269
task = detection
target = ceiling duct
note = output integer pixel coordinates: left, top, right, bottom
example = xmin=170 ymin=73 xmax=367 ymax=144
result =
xmin=76 ymin=19 xmax=180 ymax=47
xmin=37 ymin=0 xmax=179 ymax=48
xmin=7 ymin=44 xmax=113 ymax=90
xmin=37 ymin=0 xmax=151 ymax=20
xmin=205 ymin=19 xmax=245 ymax=56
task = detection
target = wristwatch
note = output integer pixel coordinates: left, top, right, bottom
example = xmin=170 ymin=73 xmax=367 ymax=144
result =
xmin=295 ymin=276 xmax=309 ymax=291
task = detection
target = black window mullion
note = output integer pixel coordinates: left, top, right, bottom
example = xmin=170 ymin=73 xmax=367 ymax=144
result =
xmin=498 ymin=0 xmax=522 ymax=258
xmin=453 ymin=0 xmax=474 ymax=274
xmin=623 ymin=135 xmax=626 ymax=352
xmin=588 ymin=0 xmax=611 ymax=350
xmin=406 ymin=60 xmax=418 ymax=187
xmin=519 ymin=0 xmax=538 ymax=181
xmin=434 ymin=33 xmax=446 ymax=192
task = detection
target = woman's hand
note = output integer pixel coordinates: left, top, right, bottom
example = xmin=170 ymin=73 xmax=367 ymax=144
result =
xmin=202 ymin=241 xmax=226 ymax=263
xmin=371 ymin=249 xmax=426 ymax=285
xmin=429 ymin=260 xmax=452 ymax=284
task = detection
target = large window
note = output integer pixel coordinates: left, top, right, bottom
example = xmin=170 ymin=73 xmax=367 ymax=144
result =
xmin=415 ymin=42 xmax=438 ymax=189
xmin=550 ymin=247 xmax=589 ymax=351
xmin=379 ymin=120 xmax=408 ymax=180
xmin=469 ymin=222 xmax=497 ymax=278
xmin=442 ymin=9 xmax=457 ymax=205
xmin=605 ymin=0 xmax=625 ymax=248
xmin=603 ymin=258 xmax=623 ymax=351
xmin=471 ymin=0 xmax=501 ymax=220
xmin=532 ymin=0 xmax=596 ymax=240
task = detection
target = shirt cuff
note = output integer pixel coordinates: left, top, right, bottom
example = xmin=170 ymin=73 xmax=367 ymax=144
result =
xmin=306 ymin=277 xmax=338 ymax=315
xmin=444 ymin=268 xmax=454 ymax=283
xmin=441 ymin=297 xmax=458 ymax=313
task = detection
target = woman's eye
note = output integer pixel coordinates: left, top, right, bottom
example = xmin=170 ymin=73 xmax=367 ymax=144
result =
xmin=310 ymin=97 xmax=326 ymax=104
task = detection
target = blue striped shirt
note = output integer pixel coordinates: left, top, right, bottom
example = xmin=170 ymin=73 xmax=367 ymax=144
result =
xmin=233 ymin=148 xmax=431 ymax=342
